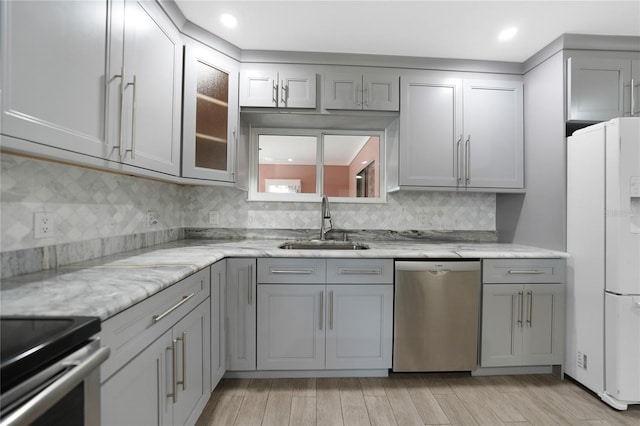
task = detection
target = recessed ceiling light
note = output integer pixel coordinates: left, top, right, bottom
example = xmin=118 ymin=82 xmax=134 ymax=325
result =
xmin=361 ymin=160 xmax=368 ymax=164
xmin=498 ymin=27 xmax=518 ymax=41
xmin=220 ymin=13 xmax=237 ymax=29
xmin=287 ymin=158 xmax=293 ymax=162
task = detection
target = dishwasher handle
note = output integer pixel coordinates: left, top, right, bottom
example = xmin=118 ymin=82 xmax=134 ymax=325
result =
xmin=395 ymin=261 xmax=480 ymax=273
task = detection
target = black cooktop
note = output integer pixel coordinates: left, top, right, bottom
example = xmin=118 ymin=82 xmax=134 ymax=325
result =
xmin=0 ymin=316 xmax=101 ymax=393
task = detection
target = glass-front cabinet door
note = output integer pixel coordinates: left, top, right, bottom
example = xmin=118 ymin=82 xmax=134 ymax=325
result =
xmin=182 ymin=44 xmax=239 ymax=182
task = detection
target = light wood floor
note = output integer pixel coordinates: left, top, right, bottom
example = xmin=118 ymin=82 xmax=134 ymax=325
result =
xmin=196 ymin=373 xmax=640 ymax=426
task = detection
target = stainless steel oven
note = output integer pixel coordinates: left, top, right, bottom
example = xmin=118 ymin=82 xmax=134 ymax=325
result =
xmin=0 ymin=317 xmax=110 ymax=426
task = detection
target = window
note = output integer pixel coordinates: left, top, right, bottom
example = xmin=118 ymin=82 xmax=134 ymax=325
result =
xmin=249 ymin=129 xmax=385 ymax=202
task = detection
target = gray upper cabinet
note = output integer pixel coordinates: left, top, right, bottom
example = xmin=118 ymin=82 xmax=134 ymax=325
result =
xmin=463 ymin=80 xmax=524 ymax=189
xmin=239 ymin=66 xmax=316 ymax=108
xmin=567 ymin=55 xmax=640 ymax=121
xmin=399 ymin=75 xmax=523 ymax=190
xmin=1 ymin=0 xmax=182 ymax=176
xmin=399 ymin=77 xmax=463 ymax=187
xmin=0 ymin=0 xmax=113 ymax=158
xmin=324 ymin=71 xmax=399 ymax=111
xmin=118 ymin=0 xmax=182 ymax=176
xmin=182 ymin=44 xmax=239 ymax=182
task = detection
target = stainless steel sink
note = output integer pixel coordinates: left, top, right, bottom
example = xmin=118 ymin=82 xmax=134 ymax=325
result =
xmin=278 ymin=240 xmax=370 ymax=250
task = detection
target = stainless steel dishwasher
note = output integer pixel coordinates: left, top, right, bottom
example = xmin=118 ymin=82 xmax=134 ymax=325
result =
xmin=393 ymin=260 xmax=481 ymax=372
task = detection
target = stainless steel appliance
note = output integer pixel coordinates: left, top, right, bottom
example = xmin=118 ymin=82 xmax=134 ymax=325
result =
xmin=393 ymin=261 xmax=481 ymax=372
xmin=0 ymin=317 xmax=109 ymax=426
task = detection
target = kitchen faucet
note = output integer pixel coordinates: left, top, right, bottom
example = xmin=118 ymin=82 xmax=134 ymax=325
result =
xmin=320 ymin=195 xmax=332 ymax=241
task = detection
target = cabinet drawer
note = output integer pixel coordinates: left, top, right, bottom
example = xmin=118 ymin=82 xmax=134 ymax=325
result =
xmin=100 ymin=267 xmax=211 ymax=382
xmin=327 ymin=259 xmax=393 ymax=284
xmin=483 ymin=259 xmax=565 ymax=283
xmin=257 ymin=258 xmax=326 ymax=283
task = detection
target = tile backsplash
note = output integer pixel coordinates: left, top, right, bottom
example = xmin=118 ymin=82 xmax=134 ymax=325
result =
xmin=184 ymin=186 xmax=495 ymax=231
xmin=1 ymin=154 xmax=495 ymax=254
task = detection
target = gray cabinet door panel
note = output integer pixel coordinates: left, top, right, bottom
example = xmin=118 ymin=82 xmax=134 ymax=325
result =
xmin=1 ymin=1 xmax=112 ymax=157
xmin=567 ymin=56 xmax=631 ymax=121
xmin=173 ymin=301 xmax=211 ymax=426
xmin=226 ymin=259 xmax=257 ymax=371
xmin=480 ymin=284 xmax=523 ymax=367
xmin=101 ymin=330 xmax=173 ymax=426
xmin=211 ymin=260 xmax=227 ymax=389
xmin=463 ymin=80 xmax=524 ymax=189
xmin=120 ymin=0 xmax=181 ymax=175
xmin=521 ymin=283 xmax=565 ymax=365
xmin=364 ymin=73 xmax=400 ymax=111
xmin=257 ymin=284 xmax=326 ymax=370
xmin=325 ymin=284 xmax=393 ymax=369
xmin=280 ymin=71 xmax=317 ymax=108
xmin=324 ymin=72 xmax=361 ymax=109
xmin=399 ymin=77 xmax=463 ymax=187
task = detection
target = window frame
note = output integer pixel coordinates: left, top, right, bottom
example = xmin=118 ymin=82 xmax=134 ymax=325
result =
xmin=248 ymin=127 xmax=387 ymax=203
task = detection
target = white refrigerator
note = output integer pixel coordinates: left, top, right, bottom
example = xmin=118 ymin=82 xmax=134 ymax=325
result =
xmin=566 ymin=117 xmax=640 ymax=410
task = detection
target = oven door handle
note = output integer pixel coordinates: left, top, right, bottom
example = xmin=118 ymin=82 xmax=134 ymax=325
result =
xmin=0 ymin=345 xmax=110 ymax=426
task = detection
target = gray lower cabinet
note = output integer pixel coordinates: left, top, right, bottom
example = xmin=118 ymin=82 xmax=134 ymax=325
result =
xmin=256 ymin=258 xmax=393 ymax=371
xmin=226 ymin=258 xmax=257 ymax=371
xmin=325 ymin=284 xmax=393 ymax=369
xmin=257 ymin=284 xmax=326 ymax=370
xmin=480 ymin=259 xmax=565 ymax=368
xmin=100 ymin=268 xmax=211 ymax=426
xmin=210 ymin=260 xmax=226 ymax=389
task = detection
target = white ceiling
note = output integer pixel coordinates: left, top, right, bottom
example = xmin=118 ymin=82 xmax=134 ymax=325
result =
xmin=174 ymin=1 xmax=640 ymax=63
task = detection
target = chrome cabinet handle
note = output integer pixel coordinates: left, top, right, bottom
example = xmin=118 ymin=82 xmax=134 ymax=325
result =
xmin=272 ymin=82 xmax=278 ymax=105
xmin=319 ymin=291 xmax=324 ymax=330
xmin=176 ymin=332 xmax=187 ymax=390
xmin=465 ymin=135 xmax=471 ymax=184
xmin=363 ymin=86 xmax=369 ymax=108
xmin=508 ymin=270 xmax=545 ymax=275
xmin=153 ymin=293 xmax=195 ymax=323
xmin=270 ymin=269 xmax=314 ymax=274
xmin=112 ymin=68 xmax=124 ymax=159
xmin=456 ymin=135 xmax=463 ymax=184
xmin=527 ymin=291 xmax=533 ymax=327
xmin=123 ymin=75 xmax=137 ymax=159
xmin=338 ymin=269 xmax=382 ymax=275
xmin=248 ymin=263 xmax=253 ymax=305
xmin=117 ymin=67 xmax=126 ymax=161
xmin=168 ymin=339 xmax=178 ymax=403
xmin=356 ymin=83 xmax=362 ymax=106
xmin=329 ymin=290 xmax=334 ymax=330
xmin=632 ymin=78 xmax=638 ymax=116
xmin=280 ymin=80 xmax=287 ymax=107
xmin=517 ymin=291 xmax=524 ymax=327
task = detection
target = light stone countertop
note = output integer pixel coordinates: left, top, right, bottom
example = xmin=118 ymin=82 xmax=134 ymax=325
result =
xmin=0 ymin=238 xmax=567 ymax=321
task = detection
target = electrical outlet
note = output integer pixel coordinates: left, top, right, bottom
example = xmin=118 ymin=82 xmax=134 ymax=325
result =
xmin=146 ymin=211 xmax=159 ymax=227
xmin=209 ymin=211 xmax=219 ymax=225
xmin=417 ymin=213 xmax=431 ymax=228
xmin=34 ymin=212 xmax=55 ymax=238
